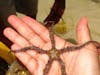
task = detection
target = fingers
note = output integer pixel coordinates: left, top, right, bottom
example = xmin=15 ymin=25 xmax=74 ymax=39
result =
xmin=22 ymin=15 xmax=67 ymax=49
xmin=4 ymin=27 xmax=37 ymax=56
xmin=4 ymin=27 xmax=30 ymax=47
xmin=5 ymin=15 xmax=71 ymax=50
xmin=3 ymin=23 xmax=47 ymax=58
xmin=7 ymin=15 xmax=45 ymax=48
xmin=22 ymin=16 xmax=50 ymax=42
xmin=4 ymin=27 xmax=40 ymax=56
xmin=76 ymin=17 xmax=91 ymax=44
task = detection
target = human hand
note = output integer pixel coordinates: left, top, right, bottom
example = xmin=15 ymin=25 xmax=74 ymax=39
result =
xmin=4 ymin=15 xmax=100 ymax=75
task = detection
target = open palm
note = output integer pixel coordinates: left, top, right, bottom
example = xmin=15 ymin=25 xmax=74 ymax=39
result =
xmin=4 ymin=15 xmax=100 ymax=75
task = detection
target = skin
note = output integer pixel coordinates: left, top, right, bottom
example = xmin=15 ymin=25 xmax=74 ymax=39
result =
xmin=3 ymin=15 xmax=100 ymax=75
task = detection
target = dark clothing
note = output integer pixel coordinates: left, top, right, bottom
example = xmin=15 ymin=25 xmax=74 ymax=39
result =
xmin=15 ymin=0 xmax=38 ymax=18
xmin=0 ymin=0 xmax=38 ymax=48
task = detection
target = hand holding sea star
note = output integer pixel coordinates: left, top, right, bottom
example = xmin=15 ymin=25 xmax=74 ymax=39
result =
xmin=12 ymin=22 xmax=100 ymax=75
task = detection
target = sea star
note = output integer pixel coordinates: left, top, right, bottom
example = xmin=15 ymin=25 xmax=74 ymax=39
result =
xmin=12 ymin=23 xmax=100 ymax=75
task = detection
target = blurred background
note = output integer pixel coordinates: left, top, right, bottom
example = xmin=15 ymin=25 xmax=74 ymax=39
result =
xmin=36 ymin=0 xmax=100 ymax=42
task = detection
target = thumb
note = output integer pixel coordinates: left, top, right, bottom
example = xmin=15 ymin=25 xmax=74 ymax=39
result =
xmin=76 ymin=17 xmax=91 ymax=44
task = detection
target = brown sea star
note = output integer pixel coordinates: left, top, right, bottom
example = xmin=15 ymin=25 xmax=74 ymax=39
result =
xmin=12 ymin=22 xmax=100 ymax=75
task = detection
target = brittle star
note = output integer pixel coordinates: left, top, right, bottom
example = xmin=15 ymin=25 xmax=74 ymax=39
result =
xmin=12 ymin=23 xmax=100 ymax=75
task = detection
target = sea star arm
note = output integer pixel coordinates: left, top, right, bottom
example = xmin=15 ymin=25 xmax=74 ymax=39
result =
xmin=43 ymin=59 xmax=54 ymax=75
xmin=60 ymin=41 xmax=100 ymax=53
xmin=57 ymin=57 xmax=67 ymax=75
xmin=12 ymin=45 xmax=47 ymax=54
